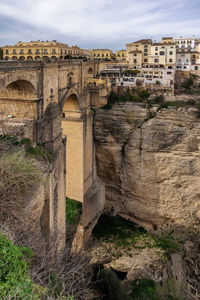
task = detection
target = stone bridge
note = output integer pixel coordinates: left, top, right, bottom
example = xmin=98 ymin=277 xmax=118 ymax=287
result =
xmin=0 ymin=60 xmax=108 ymax=250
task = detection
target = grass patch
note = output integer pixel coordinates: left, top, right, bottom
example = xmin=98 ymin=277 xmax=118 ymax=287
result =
xmin=92 ymin=215 xmax=179 ymax=256
xmin=66 ymin=198 xmax=82 ymax=227
xmin=26 ymin=144 xmax=53 ymax=162
xmin=0 ymin=232 xmax=34 ymax=300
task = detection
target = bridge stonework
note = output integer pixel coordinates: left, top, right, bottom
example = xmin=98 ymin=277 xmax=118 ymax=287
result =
xmin=0 ymin=60 xmax=105 ymax=250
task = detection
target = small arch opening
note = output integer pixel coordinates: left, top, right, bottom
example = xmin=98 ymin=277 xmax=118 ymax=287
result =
xmin=63 ymin=94 xmax=79 ymax=112
xmin=88 ymin=68 xmax=93 ymax=77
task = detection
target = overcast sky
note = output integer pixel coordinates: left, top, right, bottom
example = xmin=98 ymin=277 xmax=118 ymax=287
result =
xmin=0 ymin=0 xmax=200 ymax=51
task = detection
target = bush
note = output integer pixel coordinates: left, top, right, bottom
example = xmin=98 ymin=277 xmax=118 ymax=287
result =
xmin=102 ymin=89 xmax=150 ymax=110
xmin=97 ymin=269 xmax=128 ymax=300
xmin=129 ymin=278 xmax=158 ymax=300
xmin=0 ymin=232 xmax=34 ymax=299
xmin=152 ymin=95 xmax=165 ymax=104
xmin=66 ymin=198 xmax=82 ymax=226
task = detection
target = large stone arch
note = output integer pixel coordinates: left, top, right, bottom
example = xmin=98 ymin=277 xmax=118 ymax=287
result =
xmin=0 ymin=79 xmax=38 ymax=119
xmin=0 ymin=72 xmax=37 ymax=94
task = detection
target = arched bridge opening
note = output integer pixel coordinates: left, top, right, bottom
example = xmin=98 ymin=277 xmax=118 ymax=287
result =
xmin=0 ymin=80 xmax=38 ymax=119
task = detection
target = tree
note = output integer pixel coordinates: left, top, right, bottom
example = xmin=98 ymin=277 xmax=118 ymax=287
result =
xmin=0 ymin=48 xmax=3 ymax=60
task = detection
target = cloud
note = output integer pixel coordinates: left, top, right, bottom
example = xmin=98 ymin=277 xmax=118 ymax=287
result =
xmin=0 ymin=0 xmax=200 ymax=50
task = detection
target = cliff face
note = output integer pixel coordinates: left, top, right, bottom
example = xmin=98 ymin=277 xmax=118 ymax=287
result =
xmin=94 ymin=103 xmax=200 ymax=231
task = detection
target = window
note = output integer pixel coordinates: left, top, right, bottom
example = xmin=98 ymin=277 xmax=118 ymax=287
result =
xmin=44 ymin=49 xmax=48 ymax=54
xmin=94 ymin=54 xmax=96 ymax=57
xmin=144 ymin=53 xmax=148 ymax=56
xmin=169 ymin=59 xmax=173 ymax=62
xmin=134 ymin=59 xmax=137 ymax=63
xmin=19 ymin=49 xmax=24 ymax=54
xmin=5 ymin=49 xmax=9 ymax=54
xmin=118 ymin=54 xmax=120 ymax=57
xmin=36 ymin=49 xmax=40 ymax=54
xmin=154 ymin=58 xmax=159 ymax=63
xmin=160 ymin=51 xmax=165 ymax=55
xmin=144 ymin=49 xmax=148 ymax=52
xmin=195 ymin=66 xmax=198 ymax=70
xmin=178 ymin=59 xmax=181 ymax=62
xmin=167 ymin=72 xmax=172 ymax=74
xmin=106 ymin=54 xmax=108 ymax=57
xmin=169 ymin=51 xmax=173 ymax=55
xmin=97 ymin=54 xmax=100 ymax=57
xmin=102 ymin=54 xmax=104 ymax=57
xmin=134 ymin=54 xmax=137 ymax=56
xmin=144 ymin=59 xmax=148 ymax=62
xmin=186 ymin=59 xmax=189 ymax=62
xmin=52 ymin=49 xmax=56 ymax=54
xmin=155 ymin=52 xmax=158 ymax=55
xmin=13 ymin=49 xmax=16 ymax=54
xmin=28 ymin=49 xmax=32 ymax=54
xmin=122 ymin=53 xmax=124 ymax=57
xmin=155 ymin=47 xmax=158 ymax=51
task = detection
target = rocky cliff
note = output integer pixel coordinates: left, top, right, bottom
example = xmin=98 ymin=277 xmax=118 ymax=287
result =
xmin=94 ymin=102 xmax=200 ymax=232
xmin=93 ymin=102 xmax=200 ymax=298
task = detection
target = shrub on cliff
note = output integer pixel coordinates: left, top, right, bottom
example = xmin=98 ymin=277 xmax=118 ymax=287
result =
xmin=0 ymin=150 xmax=46 ymax=226
xmin=0 ymin=232 xmax=34 ymax=299
xmin=102 ymin=89 xmax=150 ymax=110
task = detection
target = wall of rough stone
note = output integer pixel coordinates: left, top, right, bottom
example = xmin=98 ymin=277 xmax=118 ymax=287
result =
xmin=94 ymin=102 xmax=200 ymax=232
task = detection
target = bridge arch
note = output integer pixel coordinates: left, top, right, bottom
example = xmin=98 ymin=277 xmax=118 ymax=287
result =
xmin=1 ymin=80 xmax=36 ymax=99
xmin=88 ymin=67 xmax=93 ymax=75
xmin=0 ymin=73 xmax=37 ymax=94
xmin=63 ymin=93 xmax=79 ymax=114
xmin=0 ymin=79 xmax=37 ymax=119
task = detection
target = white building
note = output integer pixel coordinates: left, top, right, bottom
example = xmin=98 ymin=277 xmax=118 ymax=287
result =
xmin=174 ymin=37 xmax=198 ymax=52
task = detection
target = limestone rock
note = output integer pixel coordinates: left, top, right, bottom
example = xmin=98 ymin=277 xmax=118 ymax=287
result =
xmin=94 ymin=103 xmax=200 ymax=231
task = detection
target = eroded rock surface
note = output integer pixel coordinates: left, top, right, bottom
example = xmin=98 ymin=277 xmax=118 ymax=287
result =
xmin=94 ymin=103 xmax=200 ymax=231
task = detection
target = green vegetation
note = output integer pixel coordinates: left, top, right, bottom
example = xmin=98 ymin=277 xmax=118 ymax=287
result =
xmin=123 ymin=70 xmax=140 ymax=76
xmin=0 ymin=48 xmax=3 ymax=60
xmin=26 ymin=144 xmax=53 ymax=162
xmin=66 ymin=198 xmax=82 ymax=227
xmin=151 ymin=94 xmax=165 ymax=104
xmin=0 ymin=137 xmax=47 ymax=227
xmin=129 ymin=278 xmax=157 ymax=300
xmin=181 ymin=74 xmax=200 ymax=94
xmin=156 ymin=80 xmax=161 ymax=86
xmin=0 ymin=135 xmax=52 ymax=162
xmin=97 ymin=268 xmax=128 ymax=300
xmin=0 ymin=232 xmax=34 ymax=300
xmin=92 ymin=214 xmax=179 ymax=256
xmin=96 ymin=270 xmax=179 ymax=300
xmin=102 ymin=89 xmax=150 ymax=110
